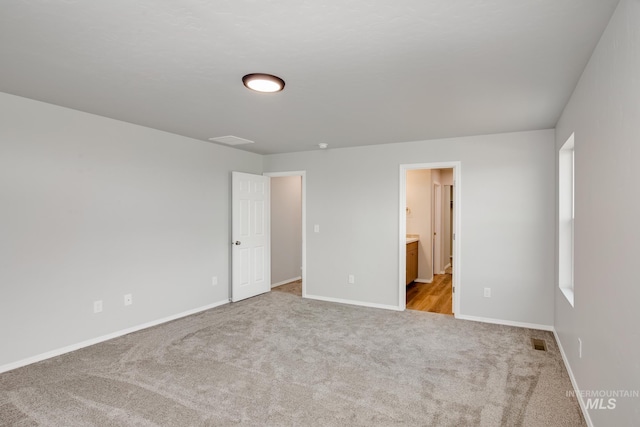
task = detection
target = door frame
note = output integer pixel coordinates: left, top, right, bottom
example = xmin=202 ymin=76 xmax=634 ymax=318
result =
xmin=399 ymin=162 xmax=461 ymax=315
xmin=263 ymin=171 xmax=307 ymax=298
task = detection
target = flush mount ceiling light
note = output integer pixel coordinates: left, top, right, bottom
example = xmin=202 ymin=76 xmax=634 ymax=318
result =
xmin=242 ymin=73 xmax=285 ymax=93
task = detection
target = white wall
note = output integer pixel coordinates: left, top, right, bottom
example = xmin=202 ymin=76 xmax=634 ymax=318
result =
xmin=264 ymin=129 xmax=555 ymax=326
xmin=431 ymin=169 xmax=443 ymax=275
xmin=0 ymin=92 xmax=262 ymax=368
xmin=554 ymin=0 xmax=640 ymax=425
xmin=406 ymin=169 xmax=433 ymax=282
xmin=270 ymin=176 xmax=302 ymax=285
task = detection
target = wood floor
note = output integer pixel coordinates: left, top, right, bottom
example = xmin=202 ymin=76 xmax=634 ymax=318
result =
xmin=406 ymin=273 xmax=453 ymax=315
xmin=273 ymin=277 xmax=453 ymax=316
xmin=272 ymin=279 xmax=302 ymax=297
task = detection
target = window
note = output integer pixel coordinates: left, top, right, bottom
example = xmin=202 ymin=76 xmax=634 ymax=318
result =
xmin=559 ymin=133 xmax=575 ymax=306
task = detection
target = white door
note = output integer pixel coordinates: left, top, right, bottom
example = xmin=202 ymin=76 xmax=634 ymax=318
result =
xmin=443 ymin=185 xmax=452 ymax=271
xmin=432 ymin=182 xmax=442 ymax=275
xmin=232 ymin=172 xmax=271 ymax=302
xmin=451 ymin=184 xmax=455 ymax=313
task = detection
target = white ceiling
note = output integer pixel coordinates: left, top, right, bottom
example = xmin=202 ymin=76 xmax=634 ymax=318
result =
xmin=0 ymin=0 xmax=619 ymax=154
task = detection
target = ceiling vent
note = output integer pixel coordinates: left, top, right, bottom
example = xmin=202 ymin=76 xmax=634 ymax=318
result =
xmin=208 ymin=135 xmax=254 ymax=146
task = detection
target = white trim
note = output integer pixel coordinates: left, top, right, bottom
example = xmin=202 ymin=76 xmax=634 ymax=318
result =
xmin=305 ymin=294 xmax=403 ymax=312
xmin=558 ymin=133 xmax=575 ymax=307
xmin=400 ymin=162 xmax=461 ymax=315
xmin=456 ymin=314 xmax=553 ymax=331
xmin=560 ymin=287 xmax=574 ymax=307
xmin=553 ymin=328 xmax=593 ymax=427
xmin=271 ymin=276 xmax=302 ymax=288
xmin=0 ymin=299 xmax=230 ymax=374
xmin=414 ymin=278 xmax=433 ymax=284
xmin=264 ymin=171 xmax=307 ymax=298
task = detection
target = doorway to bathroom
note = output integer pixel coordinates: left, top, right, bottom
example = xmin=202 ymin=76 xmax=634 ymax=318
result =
xmin=399 ymin=162 xmax=460 ymax=315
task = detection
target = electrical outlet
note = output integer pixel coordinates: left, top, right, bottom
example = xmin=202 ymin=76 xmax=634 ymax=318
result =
xmin=212 ymin=276 xmax=218 ymax=286
xmin=484 ymin=288 xmax=491 ymax=298
xmin=314 ymin=224 xmax=320 ymax=233
xmin=124 ymin=294 xmax=132 ymax=306
xmin=348 ymin=274 xmax=355 ymax=284
xmin=578 ymin=338 xmax=582 ymax=358
xmin=93 ymin=300 xmax=103 ymax=313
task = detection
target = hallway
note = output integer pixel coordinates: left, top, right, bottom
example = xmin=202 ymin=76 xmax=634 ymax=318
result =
xmin=406 ymin=273 xmax=453 ymax=315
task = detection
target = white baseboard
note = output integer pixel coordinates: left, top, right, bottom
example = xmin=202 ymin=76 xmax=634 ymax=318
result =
xmin=415 ymin=278 xmax=433 ymax=284
xmin=0 ymin=299 xmax=230 ymax=374
xmin=305 ymin=294 xmax=402 ymax=312
xmin=271 ymin=276 xmax=302 ymax=288
xmin=553 ymin=328 xmax=593 ymax=427
xmin=455 ymin=314 xmax=554 ymax=331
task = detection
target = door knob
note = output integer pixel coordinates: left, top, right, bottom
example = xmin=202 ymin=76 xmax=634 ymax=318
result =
xmin=233 ymin=241 xmax=241 ymax=245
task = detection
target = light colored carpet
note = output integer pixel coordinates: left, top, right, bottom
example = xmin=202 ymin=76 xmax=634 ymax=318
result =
xmin=0 ymin=291 xmax=585 ymax=426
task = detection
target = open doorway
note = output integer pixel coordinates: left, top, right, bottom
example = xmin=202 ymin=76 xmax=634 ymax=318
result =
xmin=265 ymin=171 xmax=306 ymax=298
xmin=399 ymin=163 xmax=460 ymax=315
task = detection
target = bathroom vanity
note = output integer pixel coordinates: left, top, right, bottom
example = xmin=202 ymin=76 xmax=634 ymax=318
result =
xmin=406 ymin=237 xmax=419 ymax=285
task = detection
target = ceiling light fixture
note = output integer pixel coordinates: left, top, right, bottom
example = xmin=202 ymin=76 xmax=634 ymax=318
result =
xmin=318 ymin=143 xmax=328 ymax=149
xmin=242 ymin=73 xmax=285 ymax=93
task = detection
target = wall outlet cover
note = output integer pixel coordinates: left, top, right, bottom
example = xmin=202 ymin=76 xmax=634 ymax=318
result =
xmin=578 ymin=338 xmax=582 ymax=358
xmin=93 ymin=300 xmax=103 ymax=313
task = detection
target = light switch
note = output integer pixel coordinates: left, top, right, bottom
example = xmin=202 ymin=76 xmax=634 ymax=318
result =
xmin=314 ymin=224 xmax=320 ymax=233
